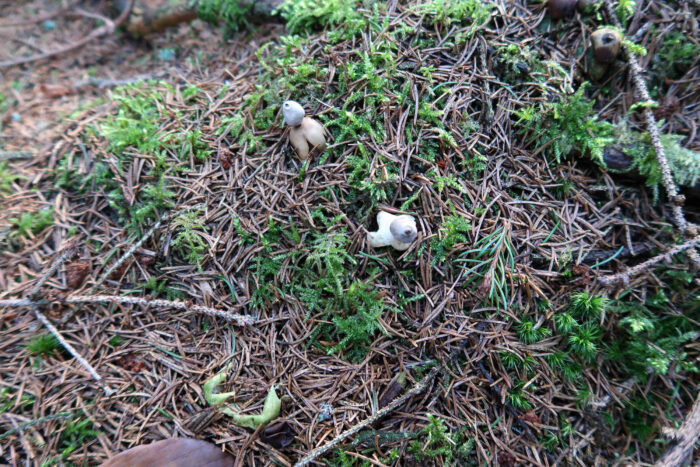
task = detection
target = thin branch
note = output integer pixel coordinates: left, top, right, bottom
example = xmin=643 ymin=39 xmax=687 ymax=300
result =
xmin=293 ymin=366 xmax=440 ymax=467
xmin=89 ymin=217 xmax=163 ymax=293
xmin=0 ymin=0 xmax=133 ymax=68
xmin=32 ymin=307 xmax=113 ymax=396
xmin=17 ymin=247 xmax=113 ymax=395
xmin=602 ymin=0 xmax=700 ymax=270
xmin=0 ymin=413 xmax=73 ymax=441
xmin=29 ymin=245 xmax=77 ymax=299
xmin=0 ymin=295 xmax=255 ymax=327
xmin=0 ymin=412 xmax=71 ymax=441
xmin=598 ymin=236 xmax=700 ymax=286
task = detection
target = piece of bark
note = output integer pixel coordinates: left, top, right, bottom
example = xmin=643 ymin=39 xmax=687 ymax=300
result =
xmin=101 ymin=438 xmax=234 ymax=467
xmin=655 ymin=394 xmax=700 ymax=467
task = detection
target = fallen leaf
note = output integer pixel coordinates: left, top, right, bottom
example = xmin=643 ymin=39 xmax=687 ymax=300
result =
xmin=219 ymin=148 xmax=233 ymax=169
xmin=521 ymin=410 xmax=541 ymax=425
xmin=109 ymin=261 xmax=131 ymax=280
xmin=66 ymin=261 xmax=91 ymax=289
xmin=260 ymin=420 xmax=296 ymax=449
xmin=100 ymin=438 xmax=233 ymax=467
xmin=116 ymin=353 xmax=145 ymax=373
xmin=136 ymin=253 xmax=156 ymax=268
xmin=40 ymin=83 xmax=72 ymax=98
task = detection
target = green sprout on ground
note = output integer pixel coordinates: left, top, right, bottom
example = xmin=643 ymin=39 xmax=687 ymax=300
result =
xmin=26 ymin=334 xmax=62 ymax=356
xmin=415 ymin=0 xmax=492 ymax=35
xmin=277 ymin=0 xmax=367 ymax=37
xmin=456 ymin=225 xmax=515 ymax=308
xmin=0 ymin=388 xmax=34 ymax=414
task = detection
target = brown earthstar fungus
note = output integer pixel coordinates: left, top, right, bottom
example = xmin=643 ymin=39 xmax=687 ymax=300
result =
xmin=590 ymin=28 xmax=622 ymax=64
xmin=548 ymin=0 xmax=577 ymax=19
xmin=282 ymin=100 xmax=327 ymax=160
xmin=367 ymin=211 xmax=418 ymax=251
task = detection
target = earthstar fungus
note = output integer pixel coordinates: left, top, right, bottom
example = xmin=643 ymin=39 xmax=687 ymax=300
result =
xmin=283 ymin=100 xmax=327 ymax=160
xmin=367 ymin=211 xmax=418 ymax=251
xmin=590 ymin=28 xmax=622 ymax=64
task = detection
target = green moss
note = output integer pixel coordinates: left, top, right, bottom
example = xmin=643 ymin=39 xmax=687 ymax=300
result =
xmin=408 ymin=415 xmax=475 ymax=464
xmin=197 ymin=0 xmax=253 ymax=34
xmin=171 ymin=209 xmax=209 ymax=268
xmin=414 ymin=0 xmax=492 ymax=35
xmin=652 ymin=31 xmax=700 ymax=82
xmin=10 ymin=208 xmax=54 ymax=238
xmin=514 ymin=83 xmax=614 ymax=165
xmin=0 ymin=161 xmax=21 ymax=194
xmin=277 ymin=0 xmax=371 ymax=37
xmin=613 ymin=124 xmax=700 ymax=201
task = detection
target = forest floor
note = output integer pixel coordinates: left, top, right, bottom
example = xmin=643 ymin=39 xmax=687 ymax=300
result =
xmin=0 ymin=0 xmax=699 ymax=466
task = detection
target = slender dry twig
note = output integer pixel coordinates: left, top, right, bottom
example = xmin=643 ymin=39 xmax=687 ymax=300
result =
xmin=655 ymin=393 xmax=700 ymax=467
xmin=32 ymin=308 xmax=113 ymax=395
xmin=0 ymin=0 xmax=133 ymax=68
xmin=29 ymin=245 xmax=77 ymax=299
xmin=602 ymin=0 xmax=700 ymax=270
xmin=89 ymin=217 xmax=163 ymax=293
xmin=0 ymin=295 xmax=255 ymax=327
xmin=598 ymin=236 xmax=700 ymax=286
xmin=0 ymin=412 xmax=73 ymax=441
xmin=293 ymin=366 xmax=440 ymax=467
xmin=17 ymin=246 xmax=113 ymax=395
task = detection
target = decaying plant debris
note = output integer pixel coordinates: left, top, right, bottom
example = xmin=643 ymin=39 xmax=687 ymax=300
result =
xmin=0 ymin=0 xmax=699 ymax=465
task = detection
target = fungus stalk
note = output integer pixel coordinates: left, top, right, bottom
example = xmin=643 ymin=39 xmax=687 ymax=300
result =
xmin=283 ymin=100 xmax=327 ymax=160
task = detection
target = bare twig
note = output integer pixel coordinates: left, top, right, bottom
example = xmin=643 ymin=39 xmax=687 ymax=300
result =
xmin=0 ymin=412 xmax=73 ymax=441
xmin=29 ymin=245 xmax=77 ymax=299
xmin=655 ymin=393 xmax=700 ymax=467
xmin=89 ymin=217 xmax=163 ymax=293
xmin=0 ymin=295 xmax=255 ymax=327
xmin=598 ymin=236 xmax=700 ymax=286
xmin=602 ymin=0 xmax=700 ymax=270
xmin=32 ymin=308 xmax=113 ymax=395
xmin=0 ymin=0 xmax=133 ymax=68
xmin=293 ymin=366 xmax=440 ymax=467
xmin=14 ymin=247 xmax=113 ymax=394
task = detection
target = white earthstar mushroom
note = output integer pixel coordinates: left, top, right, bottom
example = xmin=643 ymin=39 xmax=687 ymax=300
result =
xmin=367 ymin=211 xmax=418 ymax=251
xmin=282 ymin=100 xmax=305 ymax=126
xmin=283 ymin=100 xmax=327 ymax=161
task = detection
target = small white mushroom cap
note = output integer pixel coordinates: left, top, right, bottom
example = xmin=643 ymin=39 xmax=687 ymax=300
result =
xmin=282 ymin=100 xmax=305 ymax=126
xmin=367 ymin=211 xmax=418 ymax=251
